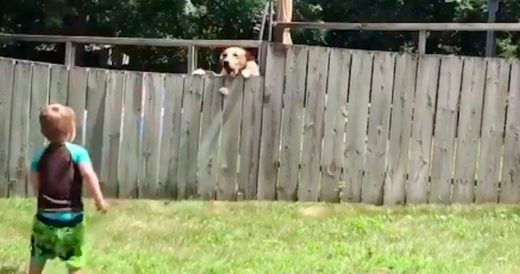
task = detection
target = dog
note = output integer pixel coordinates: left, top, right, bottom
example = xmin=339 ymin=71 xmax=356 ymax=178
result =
xmin=192 ymin=47 xmax=260 ymax=95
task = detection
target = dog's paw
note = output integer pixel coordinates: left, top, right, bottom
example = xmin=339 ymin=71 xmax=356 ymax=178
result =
xmin=219 ymin=87 xmax=229 ymax=96
xmin=241 ymin=69 xmax=252 ymax=78
xmin=192 ymin=69 xmax=206 ymax=76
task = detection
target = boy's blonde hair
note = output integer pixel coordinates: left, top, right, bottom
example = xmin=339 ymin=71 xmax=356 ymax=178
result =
xmin=39 ymin=104 xmax=76 ymax=144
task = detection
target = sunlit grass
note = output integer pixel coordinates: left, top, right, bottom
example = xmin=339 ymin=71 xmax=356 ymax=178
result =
xmin=1 ymin=199 xmax=520 ymax=273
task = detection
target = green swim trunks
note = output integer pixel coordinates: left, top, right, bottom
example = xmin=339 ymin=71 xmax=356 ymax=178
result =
xmin=30 ymin=213 xmax=86 ymax=269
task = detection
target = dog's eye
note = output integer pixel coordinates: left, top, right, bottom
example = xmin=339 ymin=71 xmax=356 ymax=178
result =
xmin=223 ymin=54 xmax=227 ymax=58
xmin=233 ymin=53 xmax=238 ymax=57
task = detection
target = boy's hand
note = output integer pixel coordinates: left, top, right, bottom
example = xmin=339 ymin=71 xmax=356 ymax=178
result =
xmin=96 ymin=200 xmax=108 ymax=214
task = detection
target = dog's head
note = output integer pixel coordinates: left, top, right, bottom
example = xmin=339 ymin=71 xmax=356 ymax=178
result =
xmin=219 ymin=47 xmax=255 ymax=76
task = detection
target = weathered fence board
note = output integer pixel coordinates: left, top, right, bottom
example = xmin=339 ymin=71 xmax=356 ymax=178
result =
xmin=362 ymin=52 xmax=395 ymax=205
xmin=119 ymin=72 xmax=143 ymax=198
xmin=407 ymin=56 xmax=440 ymax=204
xmin=429 ymin=56 xmax=463 ymax=204
xmin=299 ymin=46 xmax=328 ymax=202
xmin=177 ymin=76 xmax=203 ymax=199
xmin=452 ymin=58 xmax=486 ymax=204
xmin=343 ymin=51 xmax=373 ymax=203
xmin=500 ymin=61 xmax=520 ymax=203
xmin=1 ymin=42 xmax=519 ymax=204
xmin=257 ymin=44 xmax=285 ymax=200
xmin=320 ymin=49 xmax=351 ymax=202
xmin=278 ymin=46 xmax=308 ymax=201
xmin=217 ymin=79 xmax=244 ymax=200
xmin=139 ymin=73 xmax=163 ymax=198
xmin=49 ymin=65 xmax=69 ymax=104
xmin=85 ymin=69 xmax=107 ymax=176
xmin=28 ymin=63 xmax=50 ymax=185
xmin=198 ymin=77 xmax=223 ymax=200
xmin=9 ymin=61 xmax=32 ymax=197
xmin=100 ymin=70 xmax=125 ymax=198
xmin=476 ymin=59 xmax=510 ymax=203
xmin=383 ymin=53 xmax=417 ymax=205
xmin=67 ymin=67 xmax=88 ymax=145
xmin=0 ymin=59 xmax=14 ymax=197
xmin=160 ymin=74 xmax=184 ymax=199
xmin=238 ymin=77 xmax=264 ymax=200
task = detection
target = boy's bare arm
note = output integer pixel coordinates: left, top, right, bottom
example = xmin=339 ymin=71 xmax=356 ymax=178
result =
xmin=28 ymin=171 xmax=39 ymax=195
xmin=79 ymin=164 xmax=107 ymax=212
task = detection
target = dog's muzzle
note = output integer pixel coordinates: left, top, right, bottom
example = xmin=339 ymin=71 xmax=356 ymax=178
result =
xmin=222 ymin=60 xmax=233 ymax=73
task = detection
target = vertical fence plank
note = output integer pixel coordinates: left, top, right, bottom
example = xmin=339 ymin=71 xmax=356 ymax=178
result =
xmin=238 ymin=77 xmax=264 ymax=200
xmin=85 ymin=69 xmax=107 ymax=175
xmin=119 ymin=72 xmax=143 ymax=198
xmin=217 ymin=78 xmax=244 ymax=200
xmin=320 ymin=49 xmax=351 ymax=202
xmin=299 ymin=46 xmax=328 ymax=201
xmin=198 ymin=76 xmax=223 ymax=200
xmin=49 ymin=65 xmax=69 ymax=104
xmin=343 ymin=51 xmax=373 ymax=203
xmin=383 ymin=54 xmax=417 ymax=205
xmin=177 ymin=76 xmax=203 ymax=199
xmin=476 ymin=59 xmax=510 ymax=203
xmin=28 ymin=63 xmax=50 ymax=192
xmin=67 ymin=67 xmax=88 ymax=145
xmin=500 ymin=61 xmax=520 ymax=203
xmin=407 ymin=56 xmax=440 ymax=204
xmin=429 ymin=56 xmax=463 ymax=204
xmin=362 ymin=52 xmax=396 ymax=205
xmin=257 ymin=43 xmax=286 ymax=200
xmin=278 ymin=46 xmax=308 ymax=201
xmin=8 ymin=61 xmax=32 ymax=197
xmin=159 ymin=74 xmax=184 ymax=199
xmin=452 ymin=58 xmax=486 ymax=204
xmin=100 ymin=71 xmax=124 ymax=198
xmin=139 ymin=73 xmax=163 ymax=198
xmin=0 ymin=59 xmax=14 ymax=197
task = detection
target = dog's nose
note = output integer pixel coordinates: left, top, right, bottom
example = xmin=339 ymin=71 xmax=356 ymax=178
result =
xmin=223 ymin=60 xmax=230 ymax=65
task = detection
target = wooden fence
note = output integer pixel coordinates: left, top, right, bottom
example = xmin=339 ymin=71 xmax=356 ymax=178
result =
xmin=0 ymin=42 xmax=519 ymax=204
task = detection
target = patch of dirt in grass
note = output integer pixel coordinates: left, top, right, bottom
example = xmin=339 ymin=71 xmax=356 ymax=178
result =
xmin=297 ymin=206 xmax=336 ymax=219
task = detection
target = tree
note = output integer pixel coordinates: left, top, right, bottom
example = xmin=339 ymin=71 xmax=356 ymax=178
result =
xmin=2 ymin=0 xmax=520 ymax=72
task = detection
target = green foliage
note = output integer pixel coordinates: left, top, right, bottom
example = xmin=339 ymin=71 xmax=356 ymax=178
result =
xmin=188 ymin=0 xmax=267 ymax=39
xmin=2 ymin=0 xmax=520 ymax=72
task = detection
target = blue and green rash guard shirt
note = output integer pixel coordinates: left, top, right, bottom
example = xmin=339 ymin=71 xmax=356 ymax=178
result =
xmin=31 ymin=142 xmax=92 ymax=221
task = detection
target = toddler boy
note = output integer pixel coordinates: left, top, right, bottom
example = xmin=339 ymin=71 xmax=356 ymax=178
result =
xmin=27 ymin=104 xmax=107 ymax=274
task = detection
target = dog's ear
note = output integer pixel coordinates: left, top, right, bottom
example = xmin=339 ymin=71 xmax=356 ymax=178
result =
xmin=245 ymin=50 xmax=256 ymax=61
xmin=217 ymin=47 xmax=227 ymax=59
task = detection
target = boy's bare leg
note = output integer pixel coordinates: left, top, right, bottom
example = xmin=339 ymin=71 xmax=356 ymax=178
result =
xmin=27 ymin=258 xmax=45 ymax=274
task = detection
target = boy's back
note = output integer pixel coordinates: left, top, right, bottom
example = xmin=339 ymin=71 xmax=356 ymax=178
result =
xmin=32 ymin=143 xmax=90 ymax=212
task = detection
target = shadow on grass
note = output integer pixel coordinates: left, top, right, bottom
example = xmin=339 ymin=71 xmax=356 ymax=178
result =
xmin=0 ymin=266 xmax=24 ymax=274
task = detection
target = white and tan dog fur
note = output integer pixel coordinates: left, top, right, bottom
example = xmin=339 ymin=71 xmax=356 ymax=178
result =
xmin=192 ymin=47 xmax=260 ymax=95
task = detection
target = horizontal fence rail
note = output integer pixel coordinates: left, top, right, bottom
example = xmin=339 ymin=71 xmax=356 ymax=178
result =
xmin=0 ymin=42 xmax=519 ymax=205
xmin=274 ymin=22 xmax=520 ymax=31
xmin=0 ymin=34 xmax=263 ymax=47
xmin=274 ymin=22 xmax=520 ymax=55
xmin=0 ymin=33 xmax=264 ymax=72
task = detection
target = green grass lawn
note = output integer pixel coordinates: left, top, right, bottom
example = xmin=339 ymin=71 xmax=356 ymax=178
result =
xmin=2 ymin=199 xmax=520 ymax=274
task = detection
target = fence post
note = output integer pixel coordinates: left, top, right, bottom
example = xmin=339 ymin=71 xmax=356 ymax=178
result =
xmin=259 ymin=2 xmax=270 ymax=41
xmin=268 ymin=0 xmax=274 ymax=41
xmin=187 ymin=46 xmax=198 ymax=73
xmin=485 ymin=0 xmax=499 ymax=57
xmin=258 ymin=42 xmax=269 ymax=74
xmin=65 ymin=42 xmax=76 ymax=67
xmin=418 ymin=30 xmax=427 ymax=54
